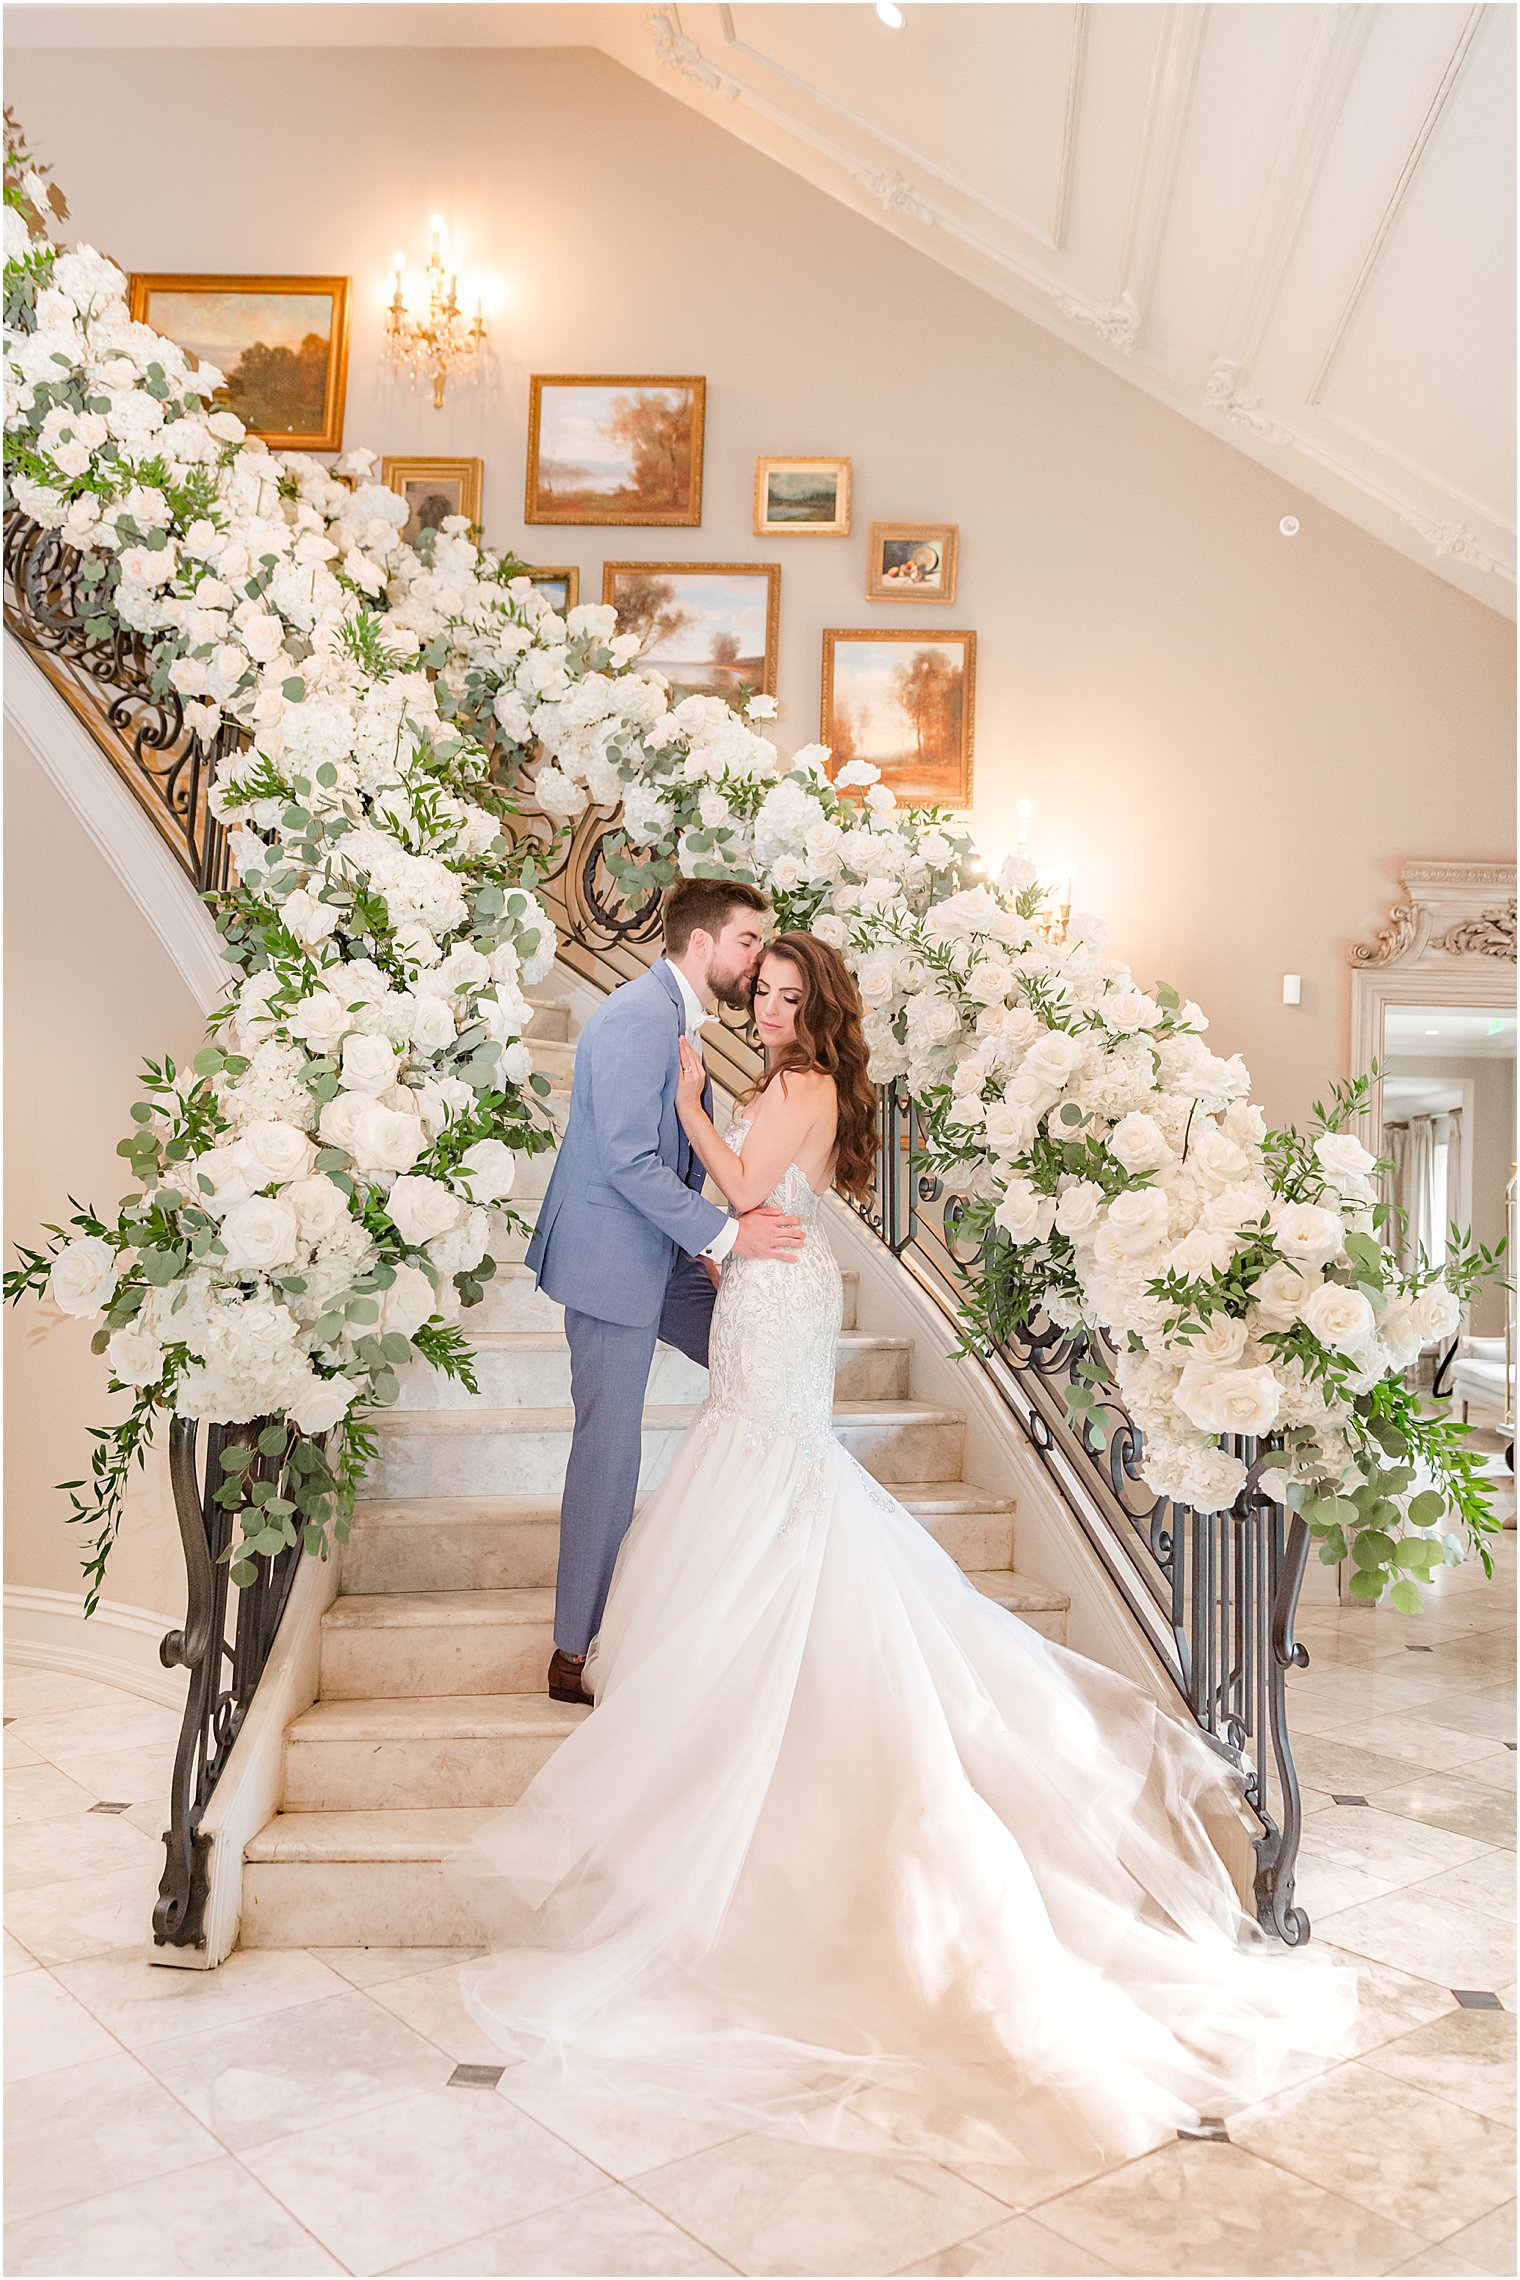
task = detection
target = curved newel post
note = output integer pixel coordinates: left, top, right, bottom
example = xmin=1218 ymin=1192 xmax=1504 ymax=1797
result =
xmin=154 ymin=1417 xmax=303 ymax=1952
xmin=1257 ymin=1503 xmax=1314 ymax=1944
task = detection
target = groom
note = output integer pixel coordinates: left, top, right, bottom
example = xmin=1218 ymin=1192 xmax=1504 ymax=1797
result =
xmin=527 ymin=878 xmax=805 ymax=1705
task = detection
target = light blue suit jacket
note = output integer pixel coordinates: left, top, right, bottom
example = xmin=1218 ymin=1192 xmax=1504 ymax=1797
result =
xmin=525 ymin=962 xmax=730 ymax=1328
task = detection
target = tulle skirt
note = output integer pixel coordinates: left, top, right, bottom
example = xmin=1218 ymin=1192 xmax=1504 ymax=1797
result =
xmin=453 ymin=1414 xmax=1361 ymax=2180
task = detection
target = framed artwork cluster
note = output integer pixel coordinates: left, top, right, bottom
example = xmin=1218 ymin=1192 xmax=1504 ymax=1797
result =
xmin=515 ymin=375 xmax=972 ymax=804
xmin=120 ymin=292 xmax=975 ymax=803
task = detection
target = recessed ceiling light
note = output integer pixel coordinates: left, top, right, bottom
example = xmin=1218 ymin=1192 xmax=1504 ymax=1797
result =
xmin=1279 ymin=516 xmax=1300 ymax=536
xmin=876 ymin=2 xmax=905 ymax=24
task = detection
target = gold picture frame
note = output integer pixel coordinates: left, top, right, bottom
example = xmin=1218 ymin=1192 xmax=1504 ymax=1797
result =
xmin=821 ymin=628 xmax=976 ymax=809
xmin=603 ymin=561 xmax=780 ymax=697
xmin=867 ymin=520 xmax=959 ymax=602
xmin=754 ymin=455 xmax=852 ymax=536
xmin=380 ymin=456 xmax=484 ymax=544
xmin=127 ymin=273 xmax=351 ymax=451
xmin=526 ymin=375 xmax=705 ymax=526
xmin=524 ymin=565 xmax=581 ymax=612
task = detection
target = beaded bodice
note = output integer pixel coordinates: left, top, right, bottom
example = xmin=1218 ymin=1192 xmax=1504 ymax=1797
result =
xmin=701 ymin=1115 xmax=844 ymax=1460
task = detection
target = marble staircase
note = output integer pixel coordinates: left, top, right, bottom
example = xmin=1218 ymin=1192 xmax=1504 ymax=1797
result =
xmin=239 ymin=985 xmax=1070 ymax=1947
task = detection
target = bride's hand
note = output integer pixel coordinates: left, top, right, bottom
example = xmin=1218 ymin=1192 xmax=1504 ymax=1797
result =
xmin=675 ymin=1036 xmax=706 ymax=1120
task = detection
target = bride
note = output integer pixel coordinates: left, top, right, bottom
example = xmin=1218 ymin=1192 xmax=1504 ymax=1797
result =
xmin=456 ymin=931 xmax=1360 ymax=2178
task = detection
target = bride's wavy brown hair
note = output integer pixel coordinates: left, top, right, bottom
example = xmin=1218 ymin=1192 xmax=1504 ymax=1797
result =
xmin=744 ymin=932 xmax=880 ymax=1202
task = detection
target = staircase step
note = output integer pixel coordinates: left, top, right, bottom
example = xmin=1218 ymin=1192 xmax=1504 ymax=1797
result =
xmin=320 ymin=1587 xmax=557 ymax=1699
xmin=524 ymin=999 xmax=571 ymax=1043
xmin=320 ymin=1538 xmax=1058 ymax=1705
xmin=969 ymin=1569 xmax=1070 ymax=1641
xmin=283 ymin=1694 xmax=588 ymax=1811
xmin=466 ymin=1261 xmax=859 ymax=1333
xmin=289 ymin=1557 xmax=1059 ymax=1808
xmin=241 ymin=1808 xmax=497 ymax=1947
xmin=246 ymin=1556 xmax=1067 ymax=1939
xmin=343 ymin=1478 xmax=1017 ymax=1594
xmin=528 ymin=1038 xmax=575 ymax=1088
xmin=396 ymin=1329 xmax=912 ymax=1412
xmin=364 ymin=1401 xmax=965 ymax=1500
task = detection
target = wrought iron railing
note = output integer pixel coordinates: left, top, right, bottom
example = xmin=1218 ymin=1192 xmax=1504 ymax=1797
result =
xmin=4 ymin=512 xmax=235 ymax=894
xmin=155 ymin=1418 xmax=302 ymax=1948
xmin=5 ymin=508 xmax=1315 ymax=1946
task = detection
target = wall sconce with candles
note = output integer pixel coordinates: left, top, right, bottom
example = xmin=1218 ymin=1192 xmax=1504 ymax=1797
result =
xmin=1014 ymin=799 xmax=1072 ymax=945
xmin=384 ymin=216 xmax=488 ymax=409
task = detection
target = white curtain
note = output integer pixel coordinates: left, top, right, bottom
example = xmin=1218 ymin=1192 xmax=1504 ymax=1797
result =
xmin=1444 ymin=1107 xmax=1464 ymax=1249
xmin=1383 ymin=1122 xmax=1408 ymax=1265
xmin=1388 ymin=1114 xmax=1438 ymax=1274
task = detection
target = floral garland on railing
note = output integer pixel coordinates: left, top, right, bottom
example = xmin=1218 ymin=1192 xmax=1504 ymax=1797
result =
xmin=1 ymin=140 xmax=1501 ymax=1617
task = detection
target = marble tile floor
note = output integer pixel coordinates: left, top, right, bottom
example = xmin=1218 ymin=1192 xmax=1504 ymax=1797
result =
xmin=4 ymin=1534 xmax=1514 ymax=2277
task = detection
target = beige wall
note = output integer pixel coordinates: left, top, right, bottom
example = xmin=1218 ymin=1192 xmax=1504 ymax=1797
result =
xmin=4 ymin=724 xmax=202 ymax=1618
xmin=7 ymin=38 xmax=1514 ymax=1133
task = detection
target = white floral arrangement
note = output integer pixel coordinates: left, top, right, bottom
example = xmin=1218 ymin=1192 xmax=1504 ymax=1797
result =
xmin=2 ymin=140 xmax=1501 ymax=1615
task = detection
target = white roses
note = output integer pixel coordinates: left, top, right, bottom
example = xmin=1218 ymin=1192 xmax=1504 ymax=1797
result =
xmin=1175 ymin=1362 xmax=1282 ymax=1438
xmin=1299 ymin=1282 xmax=1376 ymax=1354
xmin=452 ymin=1138 xmax=518 ymax=1203
xmin=219 ymin=1196 xmax=301 ymax=1276
xmin=385 ymin=1175 xmax=466 ymax=1246
xmin=48 ymin=1237 xmax=119 ymax=1316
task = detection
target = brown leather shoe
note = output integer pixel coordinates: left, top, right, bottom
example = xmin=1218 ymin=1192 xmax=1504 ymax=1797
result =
xmin=548 ymin=1648 xmax=593 ymax=1707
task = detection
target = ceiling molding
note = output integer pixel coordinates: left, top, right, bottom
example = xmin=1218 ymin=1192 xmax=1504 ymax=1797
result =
xmin=1210 ymin=5 xmax=1372 ymax=391
xmin=1051 ymin=6 xmax=1090 ymax=255
xmin=644 ymin=4 xmax=1085 ymax=316
xmin=1306 ymin=3 xmax=1487 ymax=408
xmin=648 ymin=4 xmax=739 ymax=98
xmin=1057 ymin=5 xmax=1205 ymax=358
xmin=706 ymin=0 xmax=1089 ymax=254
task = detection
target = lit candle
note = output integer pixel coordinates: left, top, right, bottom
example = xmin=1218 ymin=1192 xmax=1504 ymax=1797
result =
xmin=1015 ymin=798 xmax=1032 ymax=856
xmin=1059 ymin=862 xmax=1073 ymax=910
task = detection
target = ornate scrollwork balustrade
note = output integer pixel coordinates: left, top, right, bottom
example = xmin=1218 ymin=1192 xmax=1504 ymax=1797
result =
xmin=4 ymin=511 xmax=235 ymax=894
xmin=5 ymin=507 xmax=1313 ymax=1945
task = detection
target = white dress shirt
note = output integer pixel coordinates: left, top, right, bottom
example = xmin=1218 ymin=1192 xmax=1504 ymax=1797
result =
xmin=662 ymin=958 xmax=738 ymax=1264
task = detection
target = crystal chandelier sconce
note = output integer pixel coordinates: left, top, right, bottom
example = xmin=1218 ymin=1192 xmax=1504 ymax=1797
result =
xmin=384 ymin=217 xmax=488 ymax=409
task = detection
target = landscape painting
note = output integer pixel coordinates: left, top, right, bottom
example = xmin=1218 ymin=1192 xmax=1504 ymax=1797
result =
xmin=603 ymin=563 xmax=779 ymax=699
xmin=867 ymin=521 xmax=958 ymax=601
xmin=754 ymin=456 xmax=851 ymax=536
xmin=822 ymin=630 xmax=975 ymax=808
xmin=380 ymin=457 xmax=482 ymax=545
xmin=129 ymin=274 xmax=350 ymax=450
xmin=527 ymin=377 xmax=705 ymax=525
xmin=524 ymin=566 xmax=580 ymax=612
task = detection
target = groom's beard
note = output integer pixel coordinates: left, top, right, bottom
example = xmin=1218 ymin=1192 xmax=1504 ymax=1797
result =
xmin=710 ymin=967 xmax=756 ymax=1013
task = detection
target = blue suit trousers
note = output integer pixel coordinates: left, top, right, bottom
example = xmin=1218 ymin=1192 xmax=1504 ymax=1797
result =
xmin=555 ymin=1254 xmax=717 ymax=1656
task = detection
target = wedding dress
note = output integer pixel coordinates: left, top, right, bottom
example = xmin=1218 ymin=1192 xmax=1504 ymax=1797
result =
xmin=455 ymin=1121 xmax=1361 ymax=2178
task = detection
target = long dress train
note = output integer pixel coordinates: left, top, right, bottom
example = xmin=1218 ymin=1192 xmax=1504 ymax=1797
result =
xmin=453 ymin=1126 xmax=1360 ymax=2180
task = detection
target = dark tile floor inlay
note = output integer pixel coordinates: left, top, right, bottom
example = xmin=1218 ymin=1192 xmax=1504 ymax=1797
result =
xmin=1453 ymin=1990 xmax=1503 ymax=2010
xmin=1405 ymin=1644 xmax=1434 ymax=1652
xmin=88 ymin=1800 xmax=131 ymax=1815
xmin=448 ymin=2063 xmax=505 ymax=2087
xmin=1178 ymin=2118 xmax=1231 ymax=2141
xmin=1331 ymin=1794 xmax=1370 ymax=1806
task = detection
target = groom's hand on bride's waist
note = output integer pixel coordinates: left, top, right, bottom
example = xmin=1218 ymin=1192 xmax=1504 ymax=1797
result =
xmin=733 ymin=1208 xmax=806 ymax=1260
